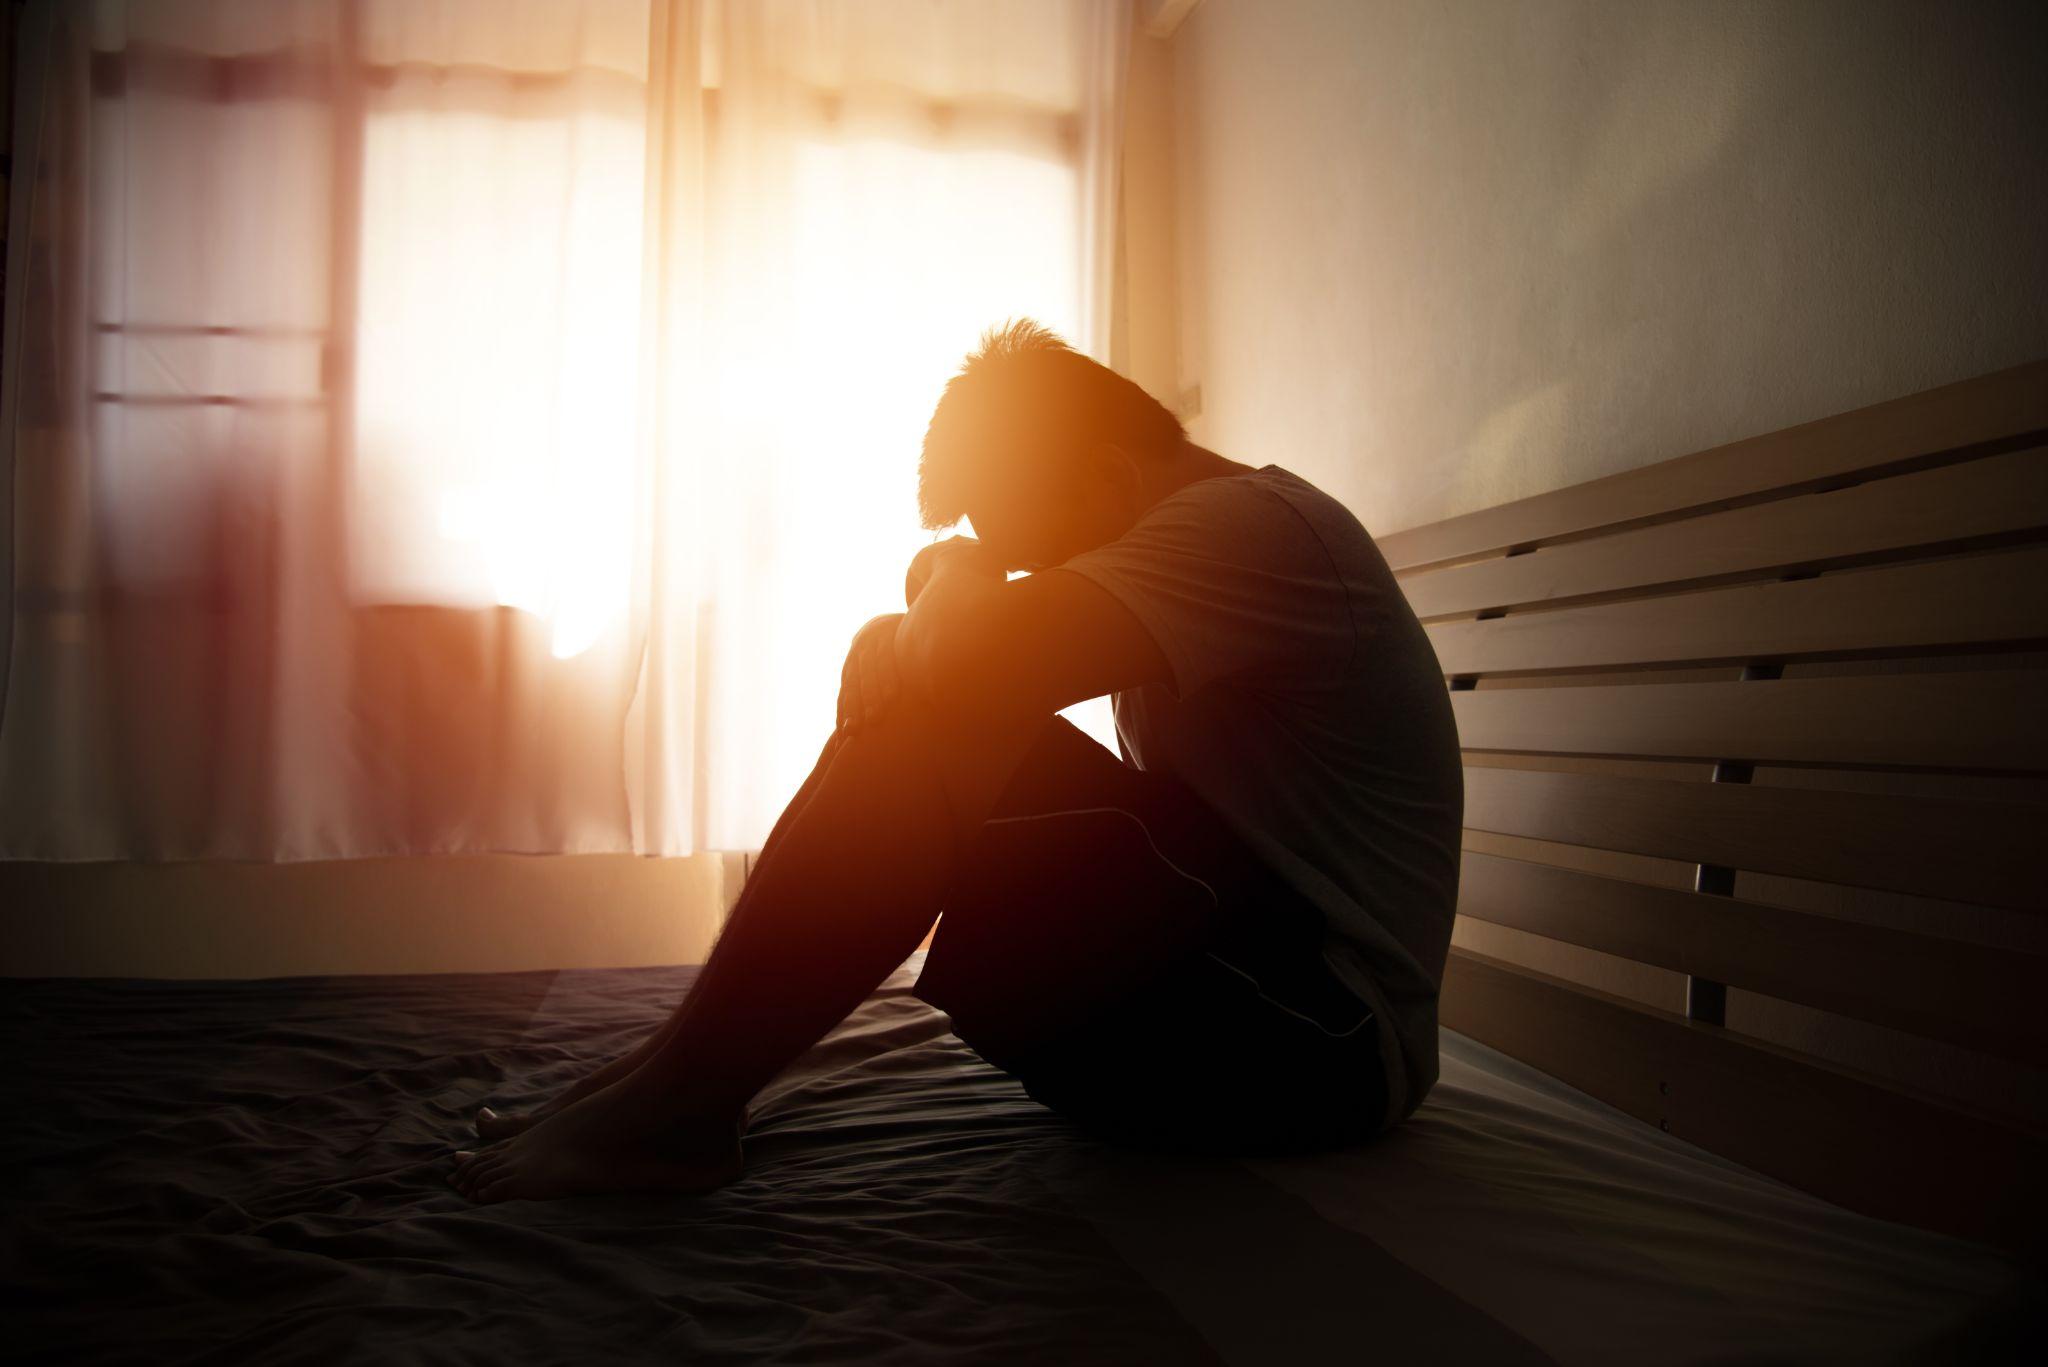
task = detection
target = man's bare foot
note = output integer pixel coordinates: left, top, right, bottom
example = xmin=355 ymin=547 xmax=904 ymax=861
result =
xmin=449 ymin=1074 xmax=744 ymax=1205
xmin=473 ymin=1054 xmax=631 ymax=1140
xmin=473 ymin=1025 xmax=680 ymax=1139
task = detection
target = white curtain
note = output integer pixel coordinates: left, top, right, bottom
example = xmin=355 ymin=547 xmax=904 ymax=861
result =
xmin=0 ymin=0 xmax=1130 ymax=860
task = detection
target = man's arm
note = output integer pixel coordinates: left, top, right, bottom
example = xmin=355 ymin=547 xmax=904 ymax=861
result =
xmin=894 ymin=539 xmax=1170 ymax=725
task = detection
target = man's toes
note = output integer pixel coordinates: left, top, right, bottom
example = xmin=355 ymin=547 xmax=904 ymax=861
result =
xmin=450 ymin=1147 xmax=502 ymax=1197
xmin=470 ymin=1153 xmax=518 ymax=1202
xmin=453 ymin=1140 xmax=505 ymax=1170
xmin=452 ymin=1159 xmax=495 ymax=1201
xmin=475 ymin=1106 xmax=528 ymax=1140
xmin=469 ymin=1155 xmax=511 ymax=1191
xmin=476 ymin=1172 xmax=517 ymax=1204
xmin=479 ymin=1106 xmax=544 ymax=1139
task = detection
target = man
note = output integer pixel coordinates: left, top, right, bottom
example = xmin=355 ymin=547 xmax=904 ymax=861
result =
xmin=450 ymin=322 xmax=1463 ymax=1203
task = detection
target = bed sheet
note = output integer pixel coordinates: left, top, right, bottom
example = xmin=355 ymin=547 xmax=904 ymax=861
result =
xmin=2 ymin=954 xmax=2033 ymax=1365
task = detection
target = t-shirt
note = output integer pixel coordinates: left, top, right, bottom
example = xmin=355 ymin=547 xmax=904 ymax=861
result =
xmin=1053 ymin=464 xmax=1464 ymax=1128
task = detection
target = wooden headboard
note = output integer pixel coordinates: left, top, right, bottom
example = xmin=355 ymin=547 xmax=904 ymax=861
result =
xmin=1383 ymin=361 xmax=2048 ymax=1254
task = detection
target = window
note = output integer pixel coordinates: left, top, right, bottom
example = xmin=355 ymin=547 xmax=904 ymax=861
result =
xmin=85 ymin=1 xmax=1117 ymax=777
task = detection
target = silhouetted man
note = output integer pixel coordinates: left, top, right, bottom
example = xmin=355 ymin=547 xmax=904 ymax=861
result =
xmin=451 ymin=321 xmax=1463 ymax=1202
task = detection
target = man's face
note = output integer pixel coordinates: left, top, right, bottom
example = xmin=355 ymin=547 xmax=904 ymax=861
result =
xmin=962 ymin=445 xmax=1139 ymax=573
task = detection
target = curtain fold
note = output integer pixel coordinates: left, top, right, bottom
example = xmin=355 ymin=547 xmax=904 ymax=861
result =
xmin=0 ymin=0 xmax=1132 ymax=860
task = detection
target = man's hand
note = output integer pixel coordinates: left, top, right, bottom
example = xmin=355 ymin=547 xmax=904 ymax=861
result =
xmin=905 ymin=535 xmax=1004 ymax=608
xmin=837 ymin=613 xmax=907 ymax=732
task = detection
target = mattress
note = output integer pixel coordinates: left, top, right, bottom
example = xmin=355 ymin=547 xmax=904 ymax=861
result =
xmin=2 ymin=953 xmax=2034 ymax=1365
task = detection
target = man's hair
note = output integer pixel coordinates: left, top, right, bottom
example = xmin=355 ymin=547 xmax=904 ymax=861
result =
xmin=917 ymin=319 xmax=1185 ymax=529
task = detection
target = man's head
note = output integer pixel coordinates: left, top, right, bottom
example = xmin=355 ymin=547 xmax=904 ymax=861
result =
xmin=918 ymin=320 xmax=1186 ymax=571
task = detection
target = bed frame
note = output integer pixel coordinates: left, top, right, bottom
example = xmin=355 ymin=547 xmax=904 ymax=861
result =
xmin=1380 ymin=361 xmax=2048 ymax=1255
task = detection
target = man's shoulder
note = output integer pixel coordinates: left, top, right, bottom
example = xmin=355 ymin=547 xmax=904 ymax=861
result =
xmin=1250 ymin=466 xmax=1372 ymax=533
xmin=1115 ymin=464 xmax=1376 ymax=591
xmin=1221 ymin=467 xmax=1384 ymax=579
xmin=1161 ymin=464 xmax=1333 ymax=532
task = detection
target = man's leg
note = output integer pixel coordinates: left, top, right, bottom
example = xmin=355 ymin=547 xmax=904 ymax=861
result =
xmin=450 ymin=691 xmax=1050 ymax=1202
xmin=474 ymin=726 xmax=857 ymax=1138
xmin=912 ymin=723 xmax=1388 ymax=1157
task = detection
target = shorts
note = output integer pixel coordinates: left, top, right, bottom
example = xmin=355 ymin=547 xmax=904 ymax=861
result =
xmin=912 ymin=715 xmax=1388 ymax=1157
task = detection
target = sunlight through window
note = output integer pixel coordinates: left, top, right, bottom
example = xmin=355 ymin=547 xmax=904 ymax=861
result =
xmin=353 ymin=102 xmax=647 ymax=661
xmin=350 ymin=81 xmax=1116 ymax=771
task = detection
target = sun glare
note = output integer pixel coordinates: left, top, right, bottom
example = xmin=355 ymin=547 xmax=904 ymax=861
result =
xmin=350 ymin=99 xmax=1114 ymax=796
xmin=353 ymin=102 xmax=645 ymax=661
xmin=753 ymin=134 xmax=1088 ymax=758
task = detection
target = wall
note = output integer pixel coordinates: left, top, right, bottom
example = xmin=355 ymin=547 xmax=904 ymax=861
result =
xmin=1168 ymin=0 xmax=2048 ymax=535
xmin=1113 ymin=23 xmax=1183 ymax=417
xmin=1156 ymin=0 xmax=2048 ymax=1120
xmin=0 ymin=854 xmax=734 ymax=978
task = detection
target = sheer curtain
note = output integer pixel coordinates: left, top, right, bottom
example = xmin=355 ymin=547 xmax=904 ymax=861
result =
xmin=0 ymin=0 xmax=1130 ymax=859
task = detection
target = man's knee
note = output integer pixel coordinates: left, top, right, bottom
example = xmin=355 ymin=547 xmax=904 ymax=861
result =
xmin=843 ymin=696 xmax=1059 ymax=829
xmin=834 ymin=691 xmax=973 ymax=779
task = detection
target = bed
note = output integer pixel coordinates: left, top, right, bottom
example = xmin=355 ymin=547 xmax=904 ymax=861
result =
xmin=3 ymin=954 xmax=2034 ymax=1366
xmin=8 ymin=364 xmax=2046 ymax=1364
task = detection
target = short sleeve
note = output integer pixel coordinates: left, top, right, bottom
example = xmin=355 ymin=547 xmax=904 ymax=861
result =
xmin=1052 ymin=478 xmax=1357 ymax=699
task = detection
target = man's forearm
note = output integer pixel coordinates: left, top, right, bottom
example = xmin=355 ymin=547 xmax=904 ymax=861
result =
xmin=895 ymin=549 xmax=1005 ymax=707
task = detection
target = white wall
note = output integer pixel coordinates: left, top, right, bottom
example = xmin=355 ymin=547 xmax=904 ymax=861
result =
xmin=1155 ymin=0 xmax=2048 ymax=1124
xmin=1169 ymin=0 xmax=2048 ymax=535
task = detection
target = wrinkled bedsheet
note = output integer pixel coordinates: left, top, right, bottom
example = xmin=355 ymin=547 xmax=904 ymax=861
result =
xmin=2 ymin=954 xmax=2035 ymax=1365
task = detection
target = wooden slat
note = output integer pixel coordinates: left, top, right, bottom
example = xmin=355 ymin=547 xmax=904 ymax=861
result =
xmin=1427 ymin=543 xmax=2048 ymax=677
xmin=1376 ymin=359 xmax=2048 ymax=572
xmin=1451 ymin=671 xmax=2048 ymax=773
xmin=1454 ymin=851 xmax=2043 ymax=1061
xmin=1441 ymin=948 xmax=2047 ymax=1252
xmin=1402 ymin=445 xmax=2048 ymax=620
xmin=1460 ymin=766 xmax=2042 ymax=910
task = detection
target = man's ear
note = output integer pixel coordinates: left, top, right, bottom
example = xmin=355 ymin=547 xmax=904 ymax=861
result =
xmin=1089 ymin=442 xmax=1144 ymax=507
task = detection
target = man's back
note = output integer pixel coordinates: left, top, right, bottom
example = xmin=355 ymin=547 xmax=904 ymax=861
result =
xmin=1056 ymin=464 xmax=1465 ymax=1126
